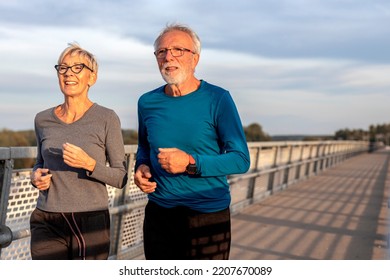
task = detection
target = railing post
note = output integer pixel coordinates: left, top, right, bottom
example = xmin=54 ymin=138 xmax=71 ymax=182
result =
xmin=0 ymin=154 xmax=14 ymax=255
xmin=330 ymin=143 xmax=335 ymax=166
xmin=296 ymin=143 xmax=305 ymax=180
xmin=268 ymin=145 xmax=280 ymax=193
xmin=247 ymin=146 xmax=261 ymax=203
xmin=305 ymin=144 xmax=314 ymax=177
xmin=109 ymin=148 xmax=138 ymax=259
xmin=283 ymin=144 xmax=293 ymax=187
xmin=313 ymin=143 xmax=321 ymax=174
xmin=321 ymin=143 xmax=326 ymax=170
xmin=0 ymin=159 xmax=13 ymax=223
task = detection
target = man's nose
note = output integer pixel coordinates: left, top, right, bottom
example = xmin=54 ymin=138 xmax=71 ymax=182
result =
xmin=164 ymin=49 xmax=175 ymax=60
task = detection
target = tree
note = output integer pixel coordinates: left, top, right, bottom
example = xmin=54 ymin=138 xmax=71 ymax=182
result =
xmin=122 ymin=129 xmax=138 ymax=144
xmin=0 ymin=129 xmax=35 ymax=168
xmin=244 ymin=123 xmax=271 ymax=142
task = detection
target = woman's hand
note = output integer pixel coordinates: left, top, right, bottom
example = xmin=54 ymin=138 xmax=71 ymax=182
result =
xmin=62 ymin=142 xmax=96 ymax=172
xmin=31 ymin=168 xmax=52 ymax=190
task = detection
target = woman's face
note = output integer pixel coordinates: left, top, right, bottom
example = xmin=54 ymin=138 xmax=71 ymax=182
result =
xmin=57 ymin=54 xmax=96 ymax=98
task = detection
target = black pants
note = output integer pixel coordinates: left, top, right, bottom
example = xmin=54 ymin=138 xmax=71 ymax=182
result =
xmin=143 ymin=200 xmax=231 ymax=260
xmin=30 ymin=208 xmax=110 ymax=260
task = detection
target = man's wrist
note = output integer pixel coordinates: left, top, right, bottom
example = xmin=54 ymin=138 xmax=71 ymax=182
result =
xmin=186 ymin=154 xmax=197 ymax=174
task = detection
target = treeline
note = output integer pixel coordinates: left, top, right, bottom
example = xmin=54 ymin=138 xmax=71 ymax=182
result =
xmin=335 ymin=123 xmax=390 ymax=143
xmin=0 ymin=129 xmax=139 ymax=169
xmin=334 ymin=128 xmax=369 ymax=141
xmin=0 ymin=129 xmax=36 ymax=147
xmin=0 ymin=128 xmax=138 ymax=147
xmin=0 ymin=129 xmax=37 ymax=169
xmin=2 ymin=122 xmax=389 ymax=148
xmin=0 ymin=124 xmax=267 ymax=169
xmin=1 ymin=122 xmax=388 ymax=168
xmin=3 ymin=122 xmax=389 ymax=148
xmin=0 ymin=123 xmax=270 ymax=148
xmin=369 ymin=123 xmax=390 ymax=143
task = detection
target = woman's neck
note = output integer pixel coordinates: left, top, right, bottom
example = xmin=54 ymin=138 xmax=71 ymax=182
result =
xmin=55 ymin=97 xmax=94 ymax=123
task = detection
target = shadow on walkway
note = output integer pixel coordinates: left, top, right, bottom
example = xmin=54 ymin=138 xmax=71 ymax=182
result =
xmin=230 ymin=149 xmax=390 ymax=260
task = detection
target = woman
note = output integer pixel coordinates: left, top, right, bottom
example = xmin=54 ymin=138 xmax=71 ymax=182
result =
xmin=30 ymin=43 xmax=128 ymax=260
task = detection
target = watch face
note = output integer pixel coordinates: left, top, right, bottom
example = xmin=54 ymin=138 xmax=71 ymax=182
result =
xmin=186 ymin=164 xmax=197 ymax=174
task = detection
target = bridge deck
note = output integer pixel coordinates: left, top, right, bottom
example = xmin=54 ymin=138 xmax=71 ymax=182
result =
xmin=230 ymin=149 xmax=390 ymax=260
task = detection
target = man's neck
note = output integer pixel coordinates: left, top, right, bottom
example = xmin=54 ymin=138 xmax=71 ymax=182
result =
xmin=165 ymin=79 xmax=201 ymax=97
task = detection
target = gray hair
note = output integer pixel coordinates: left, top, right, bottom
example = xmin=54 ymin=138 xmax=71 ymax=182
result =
xmin=57 ymin=42 xmax=98 ymax=73
xmin=154 ymin=23 xmax=201 ymax=54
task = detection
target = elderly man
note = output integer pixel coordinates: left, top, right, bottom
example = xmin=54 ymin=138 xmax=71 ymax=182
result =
xmin=134 ymin=24 xmax=250 ymax=260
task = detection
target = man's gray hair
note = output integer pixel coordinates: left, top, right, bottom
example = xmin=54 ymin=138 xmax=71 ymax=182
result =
xmin=154 ymin=23 xmax=201 ymax=54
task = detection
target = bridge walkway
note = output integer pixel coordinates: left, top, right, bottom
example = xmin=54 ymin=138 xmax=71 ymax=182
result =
xmin=230 ymin=149 xmax=390 ymax=260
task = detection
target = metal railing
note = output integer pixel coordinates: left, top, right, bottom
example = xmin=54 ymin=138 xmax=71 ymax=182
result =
xmin=0 ymin=141 xmax=369 ymax=260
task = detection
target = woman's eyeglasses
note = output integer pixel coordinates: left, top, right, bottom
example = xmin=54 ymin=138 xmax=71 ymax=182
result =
xmin=54 ymin=64 xmax=93 ymax=75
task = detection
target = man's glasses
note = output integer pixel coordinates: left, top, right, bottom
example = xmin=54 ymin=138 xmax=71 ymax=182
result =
xmin=154 ymin=47 xmax=195 ymax=59
xmin=54 ymin=64 xmax=93 ymax=75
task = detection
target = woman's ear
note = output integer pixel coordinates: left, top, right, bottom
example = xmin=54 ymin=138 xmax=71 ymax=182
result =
xmin=88 ymin=72 xmax=97 ymax=87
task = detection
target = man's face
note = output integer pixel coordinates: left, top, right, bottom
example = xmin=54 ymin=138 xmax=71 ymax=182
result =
xmin=155 ymin=30 xmax=199 ymax=86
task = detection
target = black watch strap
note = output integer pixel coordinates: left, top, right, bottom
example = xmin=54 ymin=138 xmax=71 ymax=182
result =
xmin=186 ymin=154 xmax=197 ymax=175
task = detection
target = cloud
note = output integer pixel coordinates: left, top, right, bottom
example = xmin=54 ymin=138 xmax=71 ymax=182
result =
xmin=0 ymin=24 xmax=160 ymax=130
xmin=198 ymin=49 xmax=390 ymax=134
xmin=2 ymin=0 xmax=390 ymax=62
xmin=0 ymin=0 xmax=389 ymax=135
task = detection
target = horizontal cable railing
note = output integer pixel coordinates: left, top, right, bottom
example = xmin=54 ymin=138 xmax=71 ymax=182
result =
xmin=0 ymin=141 xmax=369 ymax=260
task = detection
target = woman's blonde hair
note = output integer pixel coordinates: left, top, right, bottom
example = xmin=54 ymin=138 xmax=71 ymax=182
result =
xmin=57 ymin=42 xmax=98 ymax=73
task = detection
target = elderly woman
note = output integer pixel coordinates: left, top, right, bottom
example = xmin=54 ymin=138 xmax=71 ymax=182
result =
xmin=30 ymin=43 xmax=128 ymax=260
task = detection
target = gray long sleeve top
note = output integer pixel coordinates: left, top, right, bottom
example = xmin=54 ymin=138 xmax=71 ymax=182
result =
xmin=33 ymin=103 xmax=128 ymax=212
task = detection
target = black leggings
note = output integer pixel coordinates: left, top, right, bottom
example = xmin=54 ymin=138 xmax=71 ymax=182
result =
xmin=30 ymin=208 xmax=110 ymax=260
xmin=143 ymin=201 xmax=231 ymax=260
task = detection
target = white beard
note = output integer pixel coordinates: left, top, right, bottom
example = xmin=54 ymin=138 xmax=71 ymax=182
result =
xmin=161 ymin=69 xmax=188 ymax=85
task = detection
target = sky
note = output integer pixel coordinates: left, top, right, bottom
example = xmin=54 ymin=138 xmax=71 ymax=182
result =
xmin=0 ymin=0 xmax=389 ymax=136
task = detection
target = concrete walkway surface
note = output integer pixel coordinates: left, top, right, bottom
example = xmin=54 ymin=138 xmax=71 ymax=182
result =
xmin=230 ymin=149 xmax=390 ymax=260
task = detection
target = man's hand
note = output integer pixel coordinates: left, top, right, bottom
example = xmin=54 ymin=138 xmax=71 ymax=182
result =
xmin=158 ymin=148 xmax=189 ymax=174
xmin=31 ymin=168 xmax=52 ymax=190
xmin=134 ymin=164 xmax=157 ymax=193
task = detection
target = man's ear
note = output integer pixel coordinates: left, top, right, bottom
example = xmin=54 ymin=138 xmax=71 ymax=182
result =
xmin=192 ymin=53 xmax=200 ymax=68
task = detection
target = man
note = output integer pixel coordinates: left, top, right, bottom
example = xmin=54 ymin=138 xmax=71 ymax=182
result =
xmin=134 ymin=24 xmax=250 ymax=260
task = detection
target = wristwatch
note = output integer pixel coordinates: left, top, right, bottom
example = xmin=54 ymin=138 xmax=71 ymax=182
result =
xmin=186 ymin=154 xmax=197 ymax=175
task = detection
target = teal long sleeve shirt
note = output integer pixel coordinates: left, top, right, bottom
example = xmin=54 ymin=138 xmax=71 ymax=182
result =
xmin=136 ymin=80 xmax=250 ymax=212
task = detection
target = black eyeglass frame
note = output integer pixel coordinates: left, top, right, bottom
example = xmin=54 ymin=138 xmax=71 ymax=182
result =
xmin=154 ymin=47 xmax=196 ymax=58
xmin=54 ymin=63 xmax=94 ymax=75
